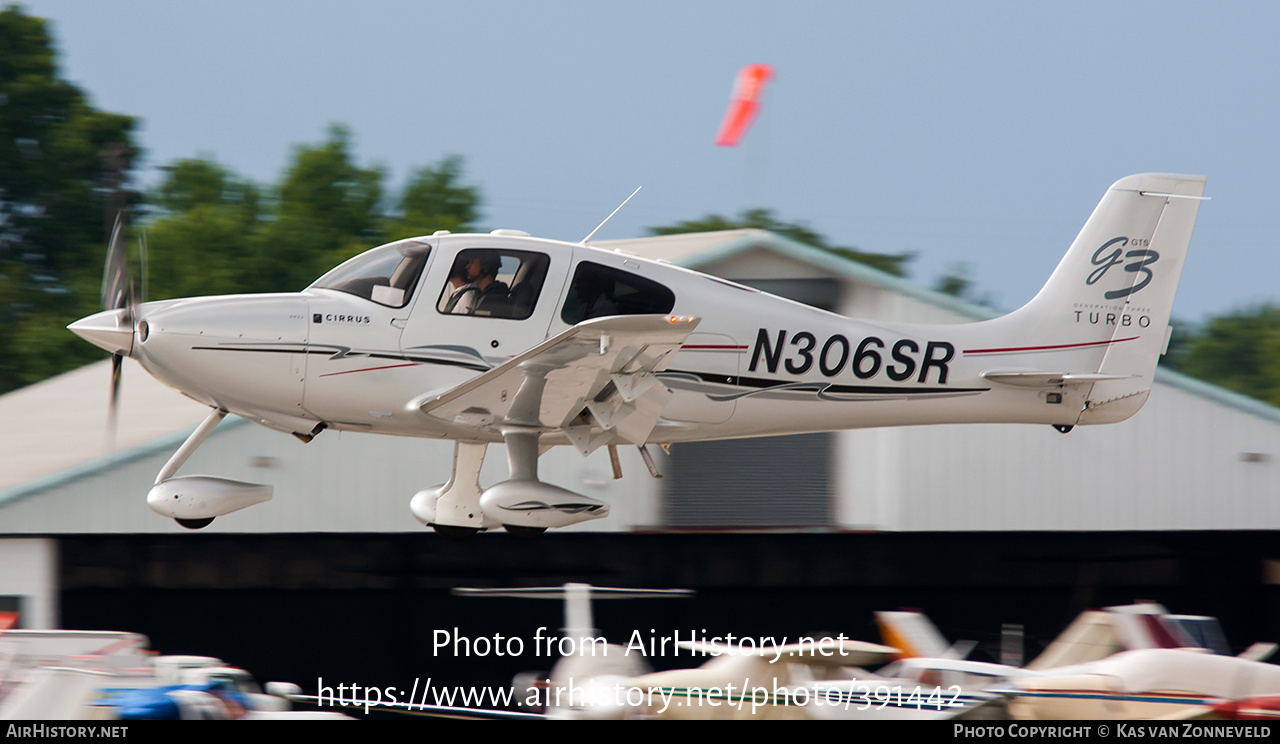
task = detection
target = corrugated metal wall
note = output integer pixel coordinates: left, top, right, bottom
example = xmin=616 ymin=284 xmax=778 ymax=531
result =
xmin=855 ymin=380 xmax=1280 ymax=531
xmin=662 ymin=433 xmax=833 ymax=527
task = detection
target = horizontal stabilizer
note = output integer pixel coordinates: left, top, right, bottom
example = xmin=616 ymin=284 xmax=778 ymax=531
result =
xmin=454 ymin=582 xmax=692 ymax=645
xmin=981 ymin=370 xmax=1132 ymax=388
xmin=453 ymin=586 xmax=693 ymax=600
xmin=1239 ymin=642 xmax=1278 ymax=662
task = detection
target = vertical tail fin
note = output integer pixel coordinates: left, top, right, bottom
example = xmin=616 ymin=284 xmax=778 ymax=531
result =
xmin=995 ymin=173 xmax=1206 ymax=423
xmin=875 ymin=610 xmax=950 ymax=659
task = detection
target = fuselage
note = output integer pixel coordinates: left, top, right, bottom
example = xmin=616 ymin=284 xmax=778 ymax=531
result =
xmin=113 ymin=230 xmax=1104 ymax=446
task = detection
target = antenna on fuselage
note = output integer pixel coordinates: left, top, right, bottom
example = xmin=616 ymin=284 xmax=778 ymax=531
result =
xmin=580 ymin=186 xmax=642 ymax=245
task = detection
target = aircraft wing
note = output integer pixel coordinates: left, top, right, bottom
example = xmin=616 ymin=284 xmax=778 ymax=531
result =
xmin=410 ymin=315 xmax=700 ymax=453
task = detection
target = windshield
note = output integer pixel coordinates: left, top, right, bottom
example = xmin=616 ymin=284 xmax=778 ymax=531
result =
xmin=310 ymin=238 xmax=432 ymax=308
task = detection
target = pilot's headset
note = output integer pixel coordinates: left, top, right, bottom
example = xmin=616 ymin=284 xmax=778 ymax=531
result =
xmin=477 ymin=252 xmax=503 ymax=279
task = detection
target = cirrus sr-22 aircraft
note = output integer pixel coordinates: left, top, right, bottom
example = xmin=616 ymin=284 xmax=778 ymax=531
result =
xmin=69 ymin=173 xmax=1205 ymax=535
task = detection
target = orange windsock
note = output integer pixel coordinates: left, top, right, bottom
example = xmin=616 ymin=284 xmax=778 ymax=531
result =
xmin=714 ymin=64 xmax=773 ymax=147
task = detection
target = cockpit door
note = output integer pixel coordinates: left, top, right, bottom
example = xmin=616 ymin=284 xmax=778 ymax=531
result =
xmin=398 ymin=238 xmax=572 ymax=375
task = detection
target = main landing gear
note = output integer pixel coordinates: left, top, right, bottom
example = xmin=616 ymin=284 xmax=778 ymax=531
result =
xmin=410 ymin=429 xmax=612 ymax=537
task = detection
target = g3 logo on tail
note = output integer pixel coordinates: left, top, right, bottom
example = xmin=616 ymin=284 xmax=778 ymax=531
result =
xmin=1087 ymin=237 xmax=1159 ymax=300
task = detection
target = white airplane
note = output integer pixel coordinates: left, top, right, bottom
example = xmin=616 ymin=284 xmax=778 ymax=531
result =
xmin=1007 ymin=648 xmax=1280 ymax=720
xmin=288 ymin=582 xmax=692 ymax=720
xmin=453 ymin=583 xmax=691 ymax=720
xmin=68 ymin=173 xmax=1206 ymax=533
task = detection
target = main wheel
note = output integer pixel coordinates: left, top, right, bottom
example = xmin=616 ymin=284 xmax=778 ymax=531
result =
xmin=504 ymin=524 xmax=547 ymax=537
xmin=175 ymin=517 xmax=215 ymax=530
xmin=431 ymin=523 xmax=480 ymax=539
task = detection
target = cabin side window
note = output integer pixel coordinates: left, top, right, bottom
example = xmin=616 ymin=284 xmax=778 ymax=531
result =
xmin=560 ymin=261 xmax=675 ymax=325
xmin=437 ymin=249 xmax=550 ymax=320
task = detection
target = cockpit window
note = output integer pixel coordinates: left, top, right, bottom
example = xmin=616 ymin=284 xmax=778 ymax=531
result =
xmin=437 ymin=249 xmax=550 ymax=320
xmin=561 ymin=261 xmax=675 ymax=325
xmin=310 ymin=239 xmax=431 ymax=308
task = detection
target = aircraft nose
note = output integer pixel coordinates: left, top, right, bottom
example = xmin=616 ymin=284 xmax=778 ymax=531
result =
xmin=68 ymin=308 xmax=134 ymax=357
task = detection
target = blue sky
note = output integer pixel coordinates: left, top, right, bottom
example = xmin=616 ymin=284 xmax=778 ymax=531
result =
xmin=19 ymin=1 xmax=1280 ymax=322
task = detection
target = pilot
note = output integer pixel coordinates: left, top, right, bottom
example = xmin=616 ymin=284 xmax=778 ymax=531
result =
xmin=465 ymin=252 xmax=509 ymax=314
xmin=443 ymin=258 xmax=479 ymax=314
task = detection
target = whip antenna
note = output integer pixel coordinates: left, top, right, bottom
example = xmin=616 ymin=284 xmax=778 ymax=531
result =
xmin=581 ymin=186 xmax=642 ymax=244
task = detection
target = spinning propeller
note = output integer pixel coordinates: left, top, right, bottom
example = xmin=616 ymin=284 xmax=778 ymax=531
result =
xmin=97 ymin=213 xmax=139 ymax=439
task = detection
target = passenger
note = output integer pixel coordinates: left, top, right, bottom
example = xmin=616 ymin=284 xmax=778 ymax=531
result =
xmin=562 ymin=269 xmax=616 ymax=323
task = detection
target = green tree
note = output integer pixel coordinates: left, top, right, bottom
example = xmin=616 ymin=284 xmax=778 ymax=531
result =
xmin=1157 ymin=317 xmax=1196 ymax=371
xmin=933 ymin=262 xmax=996 ymax=309
xmin=144 ymin=138 xmax=483 ymax=299
xmin=1176 ymin=306 xmax=1280 ymax=406
xmin=259 ymin=124 xmax=386 ymax=290
xmin=0 ymin=5 xmax=139 ymax=391
xmin=154 ymin=157 xmax=259 ymax=217
xmin=144 ymin=159 xmax=262 ymax=300
xmin=387 ymin=155 xmax=481 ymax=240
xmin=648 ymin=208 xmax=912 ymax=277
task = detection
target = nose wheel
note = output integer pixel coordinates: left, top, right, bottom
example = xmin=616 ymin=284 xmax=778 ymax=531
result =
xmin=175 ymin=517 xmax=215 ymax=530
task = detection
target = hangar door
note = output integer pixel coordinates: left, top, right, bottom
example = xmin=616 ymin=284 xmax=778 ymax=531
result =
xmin=661 ymin=277 xmax=840 ymax=528
xmin=662 ymin=433 xmax=833 ymax=528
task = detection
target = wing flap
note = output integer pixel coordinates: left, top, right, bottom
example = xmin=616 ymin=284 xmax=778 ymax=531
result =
xmin=410 ymin=315 xmax=699 ymax=447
